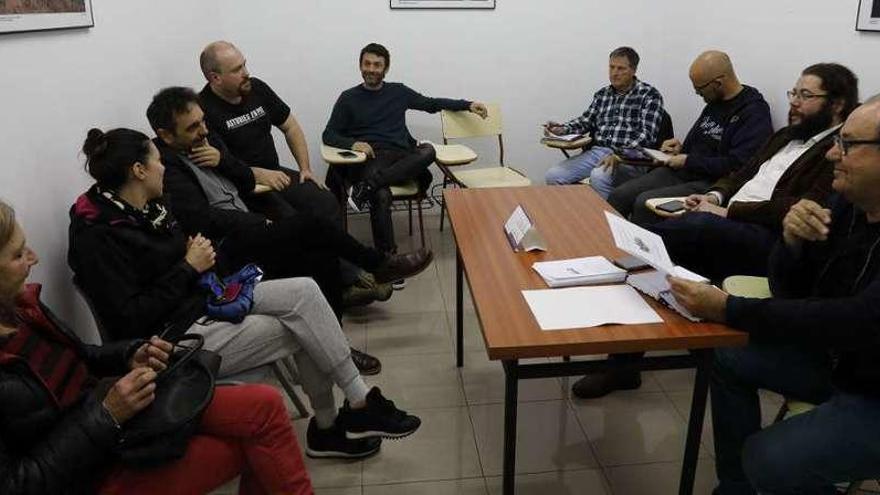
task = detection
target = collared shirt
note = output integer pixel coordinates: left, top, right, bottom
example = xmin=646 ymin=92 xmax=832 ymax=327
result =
xmin=729 ymin=125 xmax=841 ymax=205
xmin=180 ymin=154 xmax=249 ymax=212
xmin=562 ymin=79 xmax=664 ymax=149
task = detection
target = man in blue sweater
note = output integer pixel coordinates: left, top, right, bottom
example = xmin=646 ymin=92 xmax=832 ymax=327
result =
xmin=323 ymin=43 xmax=487 ymax=255
xmin=607 ymin=51 xmax=772 ymax=223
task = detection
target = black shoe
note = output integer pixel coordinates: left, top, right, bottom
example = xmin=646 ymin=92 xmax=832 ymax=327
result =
xmin=337 ymin=387 xmax=422 ymax=440
xmin=305 ymin=418 xmax=382 ymax=459
xmin=350 ymin=347 xmax=381 ymax=376
xmin=347 ymin=182 xmax=372 ymax=212
xmin=571 ymin=370 xmax=642 ymax=399
xmin=372 ymin=248 xmax=434 ymax=284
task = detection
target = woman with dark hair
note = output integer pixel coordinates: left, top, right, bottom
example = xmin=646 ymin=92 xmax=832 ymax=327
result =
xmin=68 ymin=128 xmax=420 ymax=460
xmin=0 ymin=199 xmax=313 ymax=494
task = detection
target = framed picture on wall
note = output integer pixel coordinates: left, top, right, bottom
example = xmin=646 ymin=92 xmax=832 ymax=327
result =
xmin=0 ymin=0 xmax=94 ymax=35
xmin=391 ymin=0 xmax=495 ymax=9
xmin=856 ymin=0 xmax=880 ymax=31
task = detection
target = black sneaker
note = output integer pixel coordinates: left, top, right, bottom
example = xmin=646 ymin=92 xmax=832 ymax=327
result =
xmin=305 ymin=418 xmax=382 ymax=459
xmin=337 ymin=387 xmax=422 ymax=440
xmin=350 ymin=347 xmax=381 ymax=376
xmin=347 ymin=182 xmax=372 ymax=212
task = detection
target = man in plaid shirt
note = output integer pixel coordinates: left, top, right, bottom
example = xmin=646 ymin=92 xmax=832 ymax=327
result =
xmin=544 ymin=47 xmax=665 ymax=198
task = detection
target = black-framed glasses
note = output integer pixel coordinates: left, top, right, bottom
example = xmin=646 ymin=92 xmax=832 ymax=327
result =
xmin=834 ymin=135 xmax=880 ymax=156
xmin=786 ymin=89 xmax=828 ymax=102
xmin=693 ymin=75 xmax=723 ymax=94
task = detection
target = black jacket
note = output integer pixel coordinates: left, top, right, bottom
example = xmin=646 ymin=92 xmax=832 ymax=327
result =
xmin=727 ymin=195 xmax=880 ymax=397
xmin=155 ymin=135 xmax=266 ymax=242
xmin=0 ymin=284 xmax=140 ymax=494
xmin=67 ymin=186 xmax=206 ymax=341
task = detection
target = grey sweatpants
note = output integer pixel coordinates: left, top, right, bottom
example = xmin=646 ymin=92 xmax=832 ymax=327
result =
xmin=187 ymin=277 xmax=357 ymax=414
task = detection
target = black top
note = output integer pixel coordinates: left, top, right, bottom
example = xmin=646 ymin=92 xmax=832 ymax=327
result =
xmin=727 ymin=195 xmax=880 ymax=397
xmin=199 ymin=77 xmax=291 ymax=169
xmin=322 ymin=82 xmax=471 ymax=151
xmin=679 ymin=85 xmax=772 ymax=180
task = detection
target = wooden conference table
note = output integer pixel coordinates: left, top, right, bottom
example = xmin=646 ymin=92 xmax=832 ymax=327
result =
xmin=444 ymin=185 xmax=747 ymax=495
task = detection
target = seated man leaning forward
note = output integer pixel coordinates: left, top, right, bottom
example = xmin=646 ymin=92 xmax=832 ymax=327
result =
xmin=608 ymin=50 xmax=772 ymax=221
xmin=570 ymin=63 xmax=858 ymax=402
xmin=667 ymin=96 xmax=880 ymax=495
xmin=544 ymin=46 xmax=664 ymax=198
xmin=322 ymin=42 xmax=488 ymax=255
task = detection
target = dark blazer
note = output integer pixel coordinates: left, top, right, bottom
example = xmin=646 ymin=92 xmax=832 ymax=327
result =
xmin=0 ymin=284 xmax=140 ymax=495
xmin=710 ymin=126 xmax=837 ymax=230
xmin=155 ymin=135 xmax=266 ymax=241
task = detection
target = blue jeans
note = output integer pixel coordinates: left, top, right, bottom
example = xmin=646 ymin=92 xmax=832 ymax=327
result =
xmin=544 ymin=146 xmax=646 ymax=198
xmin=712 ymin=344 xmax=880 ymax=494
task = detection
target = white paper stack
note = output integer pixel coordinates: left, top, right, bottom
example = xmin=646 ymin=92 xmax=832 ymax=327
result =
xmin=532 ymin=256 xmax=627 ymax=288
xmin=626 ymin=270 xmax=702 ymax=322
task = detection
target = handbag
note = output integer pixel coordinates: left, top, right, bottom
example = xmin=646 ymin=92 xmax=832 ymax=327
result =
xmin=198 ymin=264 xmax=263 ymax=323
xmin=117 ymin=333 xmax=221 ymax=466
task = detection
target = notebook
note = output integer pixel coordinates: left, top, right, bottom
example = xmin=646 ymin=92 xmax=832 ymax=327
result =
xmin=532 ymin=256 xmax=627 ymax=288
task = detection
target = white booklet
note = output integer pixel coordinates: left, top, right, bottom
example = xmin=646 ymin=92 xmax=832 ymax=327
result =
xmin=604 ymin=211 xmax=707 ymax=282
xmin=522 ymin=285 xmax=663 ymax=331
xmin=626 ymin=270 xmax=702 ymax=322
xmin=541 ymin=133 xmax=586 ymax=142
xmin=642 ymin=148 xmax=673 ymax=163
xmin=532 ymin=256 xmax=627 ymax=288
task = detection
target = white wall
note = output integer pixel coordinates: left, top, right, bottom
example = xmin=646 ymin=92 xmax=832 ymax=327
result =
xmin=2 ymin=0 xmax=880 ymax=340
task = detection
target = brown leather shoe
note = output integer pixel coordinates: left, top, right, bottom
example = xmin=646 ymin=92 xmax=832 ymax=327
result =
xmin=372 ymin=248 xmax=434 ymax=284
xmin=571 ymin=370 xmax=642 ymax=399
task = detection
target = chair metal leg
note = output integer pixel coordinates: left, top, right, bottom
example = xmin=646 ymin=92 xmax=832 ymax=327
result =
xmin=440 ymin=176 xmax=449 ymax=232
xmin=417 ymin=197 xmax=425 ymax=248
xmin=408 ymin=199 xmax=413 ymax=236
xmin=272 ymin=359 xmax=310 ymax=419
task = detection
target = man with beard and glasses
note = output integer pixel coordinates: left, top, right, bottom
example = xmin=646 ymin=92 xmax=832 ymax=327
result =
xmin=607 ymin=51 xmax=772 ymax=224
xmin=322 ymin=42 xmax=488 ymax=255
xmin=570 ymin=63 xmax=859 ymax=400
xmin=198 ymin=41 xmax=392 ymax=308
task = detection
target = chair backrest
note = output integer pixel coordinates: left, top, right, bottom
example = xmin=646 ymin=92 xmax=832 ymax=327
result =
xmin=441 ymin=103 xmax=503 ymax=140
xmin=652 ymin=109 xmax=674 ymax=149
xmin=73 ymin=281 xmax=111 ymax=344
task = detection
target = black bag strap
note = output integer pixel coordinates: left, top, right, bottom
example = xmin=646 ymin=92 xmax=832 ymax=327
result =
xmin=157 ymin=334 xmax=205 ymax=382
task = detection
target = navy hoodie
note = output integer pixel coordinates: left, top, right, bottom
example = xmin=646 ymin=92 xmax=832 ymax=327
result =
xmin=680 ymin=85 xmax=773 ymax=180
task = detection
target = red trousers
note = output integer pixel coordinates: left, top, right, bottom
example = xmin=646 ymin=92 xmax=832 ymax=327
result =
xmin=98 ymin=384 xmax=313 ymax=495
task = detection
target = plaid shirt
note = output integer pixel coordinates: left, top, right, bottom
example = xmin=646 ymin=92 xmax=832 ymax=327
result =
xmin=563 ymin=78 xmax=664 ymax=149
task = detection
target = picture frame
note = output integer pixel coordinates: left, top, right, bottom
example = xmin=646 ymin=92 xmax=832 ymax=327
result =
xmin=856 ymin=0 xmax=880 ymax=31
xmin=0 ymin=0 xmax=94 ymax=35
xmin=391 ymin=0 xmax=495 ymax=9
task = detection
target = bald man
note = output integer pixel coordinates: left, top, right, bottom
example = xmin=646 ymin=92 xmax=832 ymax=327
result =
xmin=607 ymin=51 xmax=772 ymax=224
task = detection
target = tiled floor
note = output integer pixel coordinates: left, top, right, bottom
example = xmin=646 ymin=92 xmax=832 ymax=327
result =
xmin=212 ymin=210 xmax=877 ymax=495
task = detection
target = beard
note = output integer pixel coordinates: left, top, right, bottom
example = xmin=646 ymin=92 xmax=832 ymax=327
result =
xmin=238 ymin=78 xmax=252 ymax=96
xmin=788 ymin=101 xmax=835 ymax=141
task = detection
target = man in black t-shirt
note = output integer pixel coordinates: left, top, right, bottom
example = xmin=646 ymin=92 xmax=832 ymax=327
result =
xmin=199 ymin=41 xmax=341 ymax=225
xmin=323 ymin=42 xmax=488 ymax=254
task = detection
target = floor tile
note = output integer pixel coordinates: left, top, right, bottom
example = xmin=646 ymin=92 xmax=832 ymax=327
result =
xmin=292 ymin=418 xmax=363 ymax=489
xmin=363 ymin=478 xmax=488 ymax=495
xmin=470 ymin=401 xmax=598 ymax=476
xmin=572 ymin=391 xmax=709 ymax=466
xmin=366 ymin=311 xmax=455 ymax=356
xmin=461 ymin=350 xmax=564 ymax=404
xmin=316 ymin=488 xmax=362 ymax=495
xmin=363 ymin=352 xmax=466 ymax=409
xmin=605 ymin=459 xmax=718 ymax=495
xmin=361 ymin=406 xmax=482 ymax=485
xmin=485 ymin=468 xmax=609 ymax=494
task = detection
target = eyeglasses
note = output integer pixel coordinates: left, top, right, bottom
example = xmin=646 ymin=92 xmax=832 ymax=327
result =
xmin=693 ymin=75 xmax=723 ymax=94
xmin=786 ymin=89 xmax=828 ymax=102
xmin=834 ymin=135 xmax=880 ymax=156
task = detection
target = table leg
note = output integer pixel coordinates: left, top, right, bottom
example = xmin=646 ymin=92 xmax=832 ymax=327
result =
xmin=502 ymin=360 xmax=519 ymax=495
xmin=456 ymin=250 xmax=464 ymax=368
xmin=679 ymin=349 xmax=712 ymax=495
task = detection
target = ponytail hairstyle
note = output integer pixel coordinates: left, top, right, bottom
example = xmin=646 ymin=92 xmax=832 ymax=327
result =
xmin=82 ymin=128 xmax=152 ymax=190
